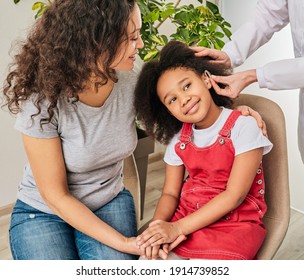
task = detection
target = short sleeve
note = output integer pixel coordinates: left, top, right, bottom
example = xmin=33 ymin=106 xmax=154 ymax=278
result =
xmin=163 ymin=133 xmax=184 ymax=166
xmin=14 ymin=98 xmax=59 ymax=138
xmin=232 ymin=115 xmax=273 ymax=156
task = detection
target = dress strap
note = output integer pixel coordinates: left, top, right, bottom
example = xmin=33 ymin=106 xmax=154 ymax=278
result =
xmin=179 ymin=123 xmax=193 ymax=143
xmin=219 ymin=110 xmax=241 ymax=137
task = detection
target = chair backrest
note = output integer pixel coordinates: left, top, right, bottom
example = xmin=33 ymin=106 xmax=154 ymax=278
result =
xmin=123 ymin=154 xmax=141 ymax=225
xmin=234 ymin=94 xmax=290 ymax=259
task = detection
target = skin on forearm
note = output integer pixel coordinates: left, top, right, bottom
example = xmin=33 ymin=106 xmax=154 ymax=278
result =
xmin=241 ymin=69 xmax=258 ymax=86
xmin=152 ymin=164 xmax=184 ymax=222
xmin=152 ymin=193 xmax=179 ymax=221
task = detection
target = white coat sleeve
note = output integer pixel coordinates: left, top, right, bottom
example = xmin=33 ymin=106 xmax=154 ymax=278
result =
xmin=222 ymin=0 xmax=289 ymax=67
xmin=256 ymin=57 xmax=304 ymax=90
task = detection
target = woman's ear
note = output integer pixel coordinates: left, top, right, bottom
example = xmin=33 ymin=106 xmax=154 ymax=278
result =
xmin=202 ymin=70 xmax=212 ymax=89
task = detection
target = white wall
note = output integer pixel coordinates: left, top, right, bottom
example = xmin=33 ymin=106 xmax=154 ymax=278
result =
xmin=0 ymin=1 xmax=34 ymax=207
xmin=221 ymin=0 xmax=304 ymax=213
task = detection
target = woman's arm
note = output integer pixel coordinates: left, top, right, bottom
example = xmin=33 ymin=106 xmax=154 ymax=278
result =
xmin=137 ymin=147 xmax=263 ymax=247
xmin=22 ymin=134 xmax=142 ymax=255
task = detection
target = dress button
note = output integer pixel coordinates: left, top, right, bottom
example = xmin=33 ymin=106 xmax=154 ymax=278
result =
xmin=257 ymin=179 xmax=263 ymax=185
xmin=257 ymin=168 xmax=262 ymax=174
xmin=180 ymin=143 xmax=186 ymax=150
xmin=259 ymin=189 xmax=265 ymax=195
xmin=219 ymin=138 xmax=225 ymax=145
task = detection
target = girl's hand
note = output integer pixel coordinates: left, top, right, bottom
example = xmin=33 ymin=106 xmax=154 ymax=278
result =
xmin=136 ymin=220 xmax=183 ymax=248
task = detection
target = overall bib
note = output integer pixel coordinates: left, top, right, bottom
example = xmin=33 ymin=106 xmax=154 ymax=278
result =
xmin=171 ymin=110 xmax=267 ymax=260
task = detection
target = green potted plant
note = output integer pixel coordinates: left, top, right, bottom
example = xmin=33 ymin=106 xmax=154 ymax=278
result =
xmin=137 ymin=0 xmax=231 ymax=61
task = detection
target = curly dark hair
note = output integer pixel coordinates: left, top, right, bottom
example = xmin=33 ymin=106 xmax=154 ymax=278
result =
xmin=2 ymin=0 xmax=136 ymax=125
xmin=134 ymin=40 xmax=233 ymax=145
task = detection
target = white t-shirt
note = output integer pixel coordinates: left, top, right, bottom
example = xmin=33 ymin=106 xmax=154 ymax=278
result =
xmin=164 ymin=108 xmax=273 ymax=166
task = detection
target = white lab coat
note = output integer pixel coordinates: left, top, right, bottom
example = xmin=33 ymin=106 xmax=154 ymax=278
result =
xmin=223 ymin=0 xmax=304 ymax=162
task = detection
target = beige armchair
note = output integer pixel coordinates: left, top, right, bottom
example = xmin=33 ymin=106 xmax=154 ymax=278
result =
xmin=234 ymin=94 xmax=290 ymax=259
xmin=124 ymin=93 xmax=290 ymax=260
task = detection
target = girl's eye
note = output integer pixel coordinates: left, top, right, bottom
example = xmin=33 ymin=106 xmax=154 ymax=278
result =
xmin=132 ymin=37 xmax=138 ymax=41
xmin=169 ymin=97 xmax=177 ymax=104
xmin=184 ymin=83 xmax=191 ymax=91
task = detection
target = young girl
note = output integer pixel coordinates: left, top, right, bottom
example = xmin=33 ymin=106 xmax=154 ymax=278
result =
xmin=134 ymin=40 xmax=273 ymax=260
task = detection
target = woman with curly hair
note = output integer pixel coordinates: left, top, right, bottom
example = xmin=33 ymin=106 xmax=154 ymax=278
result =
xmin=134 ymin=40 xmax=273 ymax=260
xmin=3 ymin=0 xmax=144 ymax=260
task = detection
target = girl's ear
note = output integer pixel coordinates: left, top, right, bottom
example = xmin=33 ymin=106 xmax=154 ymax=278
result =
xmin=202 ymin=70 xmax=212 ymax=89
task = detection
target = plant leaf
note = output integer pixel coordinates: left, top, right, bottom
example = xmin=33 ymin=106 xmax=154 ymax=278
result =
xmin=34 ymin=6 xmax=48 ymax=19
xmin=206 ymin=1 xmax=219 ymax=14
xmin=32 ymin=2 xmax=45 ymax=11
xmin=144 ymin=50 xmax=159 ymax=62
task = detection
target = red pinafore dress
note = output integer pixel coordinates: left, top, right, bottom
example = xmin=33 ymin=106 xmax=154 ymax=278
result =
xmin=171 ymin=110 xmax=267 ymax=260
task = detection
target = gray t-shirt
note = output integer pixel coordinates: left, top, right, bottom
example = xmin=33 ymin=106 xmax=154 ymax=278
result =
xmin=15 ymin=70 xmax=138 ymax=214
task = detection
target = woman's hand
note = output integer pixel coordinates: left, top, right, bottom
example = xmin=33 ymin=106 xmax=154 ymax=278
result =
xmin=125 ymin=237 xmax=145 ymax=256
xmin=236 ymin=105 xmax=267 ymax=136
xmin=141 ymin=244 xmax=165 ymax=260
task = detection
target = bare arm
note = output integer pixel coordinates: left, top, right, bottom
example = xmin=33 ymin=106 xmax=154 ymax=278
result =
xmin=152 ymin=164 xmax=185 ymax=221
xmin=22 ymin=134 xmax=142 ymax=256
xmin=136 ymin=164 xmax=185 ymax=258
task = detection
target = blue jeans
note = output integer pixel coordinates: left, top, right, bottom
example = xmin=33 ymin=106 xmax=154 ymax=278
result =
xmin=9 ymin=189 xmax=138 ymax=260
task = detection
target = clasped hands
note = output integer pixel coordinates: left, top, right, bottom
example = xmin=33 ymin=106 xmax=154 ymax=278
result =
xmin=136 ymin=220 xmax=187 ymax=260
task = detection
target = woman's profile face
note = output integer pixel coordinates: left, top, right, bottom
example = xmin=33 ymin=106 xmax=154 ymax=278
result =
xmin=111 ymin=4 xmax=144 ymax=71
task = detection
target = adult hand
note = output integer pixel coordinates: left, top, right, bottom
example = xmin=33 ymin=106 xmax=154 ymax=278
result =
xmin=191 ymin=46 xmax=231 ymax=68
xmin=142 ymin=244 xmax=163 ymax=260
xmin=126 ymin=236 xmax=145 ymax=256
xmin=236 ymin=105 xmax=267 ymax=136
xmin=210 ymin=69 xmax=258 ymax=98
